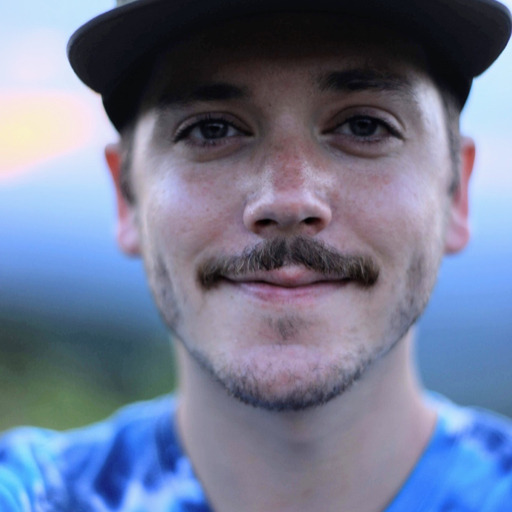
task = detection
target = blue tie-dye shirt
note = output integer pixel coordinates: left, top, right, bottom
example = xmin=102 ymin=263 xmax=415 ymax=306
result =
xmin=0 ymin=394 xmax=511 ymax=511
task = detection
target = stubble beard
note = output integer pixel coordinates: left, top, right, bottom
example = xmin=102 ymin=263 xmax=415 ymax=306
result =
xmin=184 ymin=339 xmax=379 ymax=411
xmin=146 ymin=237 xmax=438 ymax=412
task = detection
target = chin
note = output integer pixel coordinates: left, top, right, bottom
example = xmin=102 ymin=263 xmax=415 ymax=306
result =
xmin=186 ymin=341 xmax=375 ymax=412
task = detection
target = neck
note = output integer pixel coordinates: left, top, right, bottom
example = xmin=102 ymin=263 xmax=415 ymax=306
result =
xmin=175 ymin=332 xmax=435 ymax=512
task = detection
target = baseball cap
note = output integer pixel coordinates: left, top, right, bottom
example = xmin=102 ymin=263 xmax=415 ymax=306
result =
xmin=68 ymin=0 xmax=511 ymax=131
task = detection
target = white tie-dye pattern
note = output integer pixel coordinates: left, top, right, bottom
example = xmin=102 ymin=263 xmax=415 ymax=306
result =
xmin=118 ymin=456 xmax=206 ymax=511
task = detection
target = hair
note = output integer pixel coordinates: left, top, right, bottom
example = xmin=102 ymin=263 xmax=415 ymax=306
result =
xmin=118 ymin=122 xmax=136 ymax=204
xmin=439 ymin=86 xmax=463 ymax=195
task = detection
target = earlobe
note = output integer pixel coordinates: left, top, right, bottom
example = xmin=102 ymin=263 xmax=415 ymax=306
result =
xmin=444 ymin=136 xmax=476 ymax=254
xmin=105 ymin=143 xmax=141 ymax=256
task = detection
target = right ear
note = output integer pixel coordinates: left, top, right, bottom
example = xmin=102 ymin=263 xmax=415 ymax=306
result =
xmin=105 ymin=143 xmax=140 ymax=256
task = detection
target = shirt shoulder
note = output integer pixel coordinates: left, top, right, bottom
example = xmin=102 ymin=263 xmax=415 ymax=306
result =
xmin=436 ymin=398 xmax=512 ymax=511
xmin=0 ymin=396 xmax=209 ymax=511
xmin=387 ymin=395 xmax=512 ymax=512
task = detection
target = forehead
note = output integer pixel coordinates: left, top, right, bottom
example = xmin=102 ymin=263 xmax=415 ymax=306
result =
xmin=141 ymin=14 xmax=432 ymax=106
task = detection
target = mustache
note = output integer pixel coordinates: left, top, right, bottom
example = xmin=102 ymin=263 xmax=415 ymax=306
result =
xmin=198 ymin=236 xmax=380 ymax=289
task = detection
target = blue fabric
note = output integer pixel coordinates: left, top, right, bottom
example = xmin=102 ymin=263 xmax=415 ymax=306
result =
xmin=0 ymin=394 xmax=511 ymax=511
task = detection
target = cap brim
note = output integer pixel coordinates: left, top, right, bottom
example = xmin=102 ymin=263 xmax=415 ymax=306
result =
xmin=68 ymin=0 xmax=511 ymax=130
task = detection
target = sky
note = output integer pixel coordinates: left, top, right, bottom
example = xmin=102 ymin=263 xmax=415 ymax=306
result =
xmin=0 ymin=1 xmax=114 ymax=179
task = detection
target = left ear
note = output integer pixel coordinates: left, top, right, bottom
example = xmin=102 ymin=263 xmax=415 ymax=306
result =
xmin=444 ymin=136 xmax=476 ymax=254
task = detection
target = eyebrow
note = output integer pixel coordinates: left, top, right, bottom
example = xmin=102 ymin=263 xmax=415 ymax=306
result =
xmin=156 ymin=82 xmax=250 ymax=107
xmin=318 ymin=69 xmax=414 ymax=95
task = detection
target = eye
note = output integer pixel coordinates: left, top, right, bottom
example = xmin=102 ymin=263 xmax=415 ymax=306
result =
xmin=174 ymin=115 xmax=249 ymax=145
xmin=334 ymin=115 xmax=396 ymax=139
xmin=187 ymin=120 xmax=236 ymax=141
xmin=197 ymin=121 xmax=231 ymax=139
xmin=324 ymin=110 xmax=404 ymax=157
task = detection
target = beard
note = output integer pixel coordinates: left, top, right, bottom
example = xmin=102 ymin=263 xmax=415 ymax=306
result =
xmin=146 ymin=236 xmax=436 ymax=412
xmin=184 ymin=339 xmax=379 ymax=412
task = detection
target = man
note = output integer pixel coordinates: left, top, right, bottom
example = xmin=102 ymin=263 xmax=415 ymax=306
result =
xmin=1 ymin=0 xmax=511 ymax=510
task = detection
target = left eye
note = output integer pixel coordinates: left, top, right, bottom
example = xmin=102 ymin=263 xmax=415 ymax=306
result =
xmin=335 ymin=116 xmax=389 ymax=137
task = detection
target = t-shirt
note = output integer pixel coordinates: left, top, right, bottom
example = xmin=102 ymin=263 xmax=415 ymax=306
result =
xmin=0 ymin=394 xmax=511 ymax=511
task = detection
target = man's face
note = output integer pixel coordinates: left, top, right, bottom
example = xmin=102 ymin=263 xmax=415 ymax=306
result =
xmin=110 ymin=17 xmax=472 ymax=410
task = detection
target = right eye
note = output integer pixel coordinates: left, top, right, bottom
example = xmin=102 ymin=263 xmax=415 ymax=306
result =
xmin=174 ymin=115 xmax=249 ymax=147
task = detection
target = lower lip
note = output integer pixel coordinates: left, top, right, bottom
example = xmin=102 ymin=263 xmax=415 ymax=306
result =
xmin=224 ymin=280 xmax=349 ymax=304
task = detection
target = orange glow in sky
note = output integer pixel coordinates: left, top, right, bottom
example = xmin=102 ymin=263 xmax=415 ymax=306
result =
xmin=0 ymin=90 xmax=98 ymax=179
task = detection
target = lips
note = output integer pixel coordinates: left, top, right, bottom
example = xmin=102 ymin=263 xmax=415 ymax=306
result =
xmin=219 ymin=266 xmax=351 ymax=304
xmin=224 ymin=265 xmax=348 ymax=288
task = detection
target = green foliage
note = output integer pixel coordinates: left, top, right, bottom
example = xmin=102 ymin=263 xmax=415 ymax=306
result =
xmin=0 ymin=314 xmax=175 ymax=431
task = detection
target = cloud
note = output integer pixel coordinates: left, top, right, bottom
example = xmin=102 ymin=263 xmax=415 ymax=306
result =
xmin=0 ymin=90 xmax=106 ymax=179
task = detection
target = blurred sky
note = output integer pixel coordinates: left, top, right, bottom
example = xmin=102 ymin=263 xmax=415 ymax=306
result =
xmin=0 ymin=1 xmax=511 ymax=415
xmin=0 ymin=2 xmax=116 ymax=182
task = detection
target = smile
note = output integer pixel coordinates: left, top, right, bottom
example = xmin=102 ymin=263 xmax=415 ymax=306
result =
xmin=222 ymin=266 xmax=350 ymax=303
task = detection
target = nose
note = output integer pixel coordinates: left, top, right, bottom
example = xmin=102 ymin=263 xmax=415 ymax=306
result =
xmin=243 ymin=140 xmax=332 ymax=237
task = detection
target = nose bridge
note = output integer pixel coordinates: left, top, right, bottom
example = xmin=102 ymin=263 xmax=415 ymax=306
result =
xmin=243 ymin=125 xmax=332 ymax=236
xmin=261 ymin=106 xmax=326 ymax=190
xmin=264 ymin=135 xmax=309 ymax=191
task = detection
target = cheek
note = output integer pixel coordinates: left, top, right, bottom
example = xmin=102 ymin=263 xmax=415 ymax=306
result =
xmin=335 ymin=161 xmax=448 ymax=266
xmin=131 ymin=115 xmax=245 ymax=259
xmin=337 ymin=92 xmax=453 ymax=259
xmin=139 ymin=163 xmax=244 ymax=268
xmin=135 ymin=169 xmax=241 ymax=331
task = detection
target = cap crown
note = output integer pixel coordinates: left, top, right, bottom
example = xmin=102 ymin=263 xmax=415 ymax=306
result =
xmin=70 ymin=0 xmax=512 ymax=131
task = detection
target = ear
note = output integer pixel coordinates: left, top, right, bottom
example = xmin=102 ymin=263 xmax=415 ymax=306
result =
xmin=105 ymin=143 xmax=140 ymax=256
xmin=444 ymin=136 xmax=476 ymax=254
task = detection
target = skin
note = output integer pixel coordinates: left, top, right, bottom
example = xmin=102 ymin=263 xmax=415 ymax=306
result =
xmin=105 ymin=16 xmax=475 ymax=512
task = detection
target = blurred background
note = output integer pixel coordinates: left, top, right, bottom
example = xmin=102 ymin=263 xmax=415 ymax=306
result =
xmin=1 ymin=1 xmax=511 ymax=431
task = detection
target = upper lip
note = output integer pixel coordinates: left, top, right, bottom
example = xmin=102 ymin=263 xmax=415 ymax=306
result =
xmin=223 ymin=266 xmax=347 ymax=288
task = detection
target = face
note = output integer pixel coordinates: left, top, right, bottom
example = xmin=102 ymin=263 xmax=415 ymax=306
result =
xmin=108 ymin=16 xmax=473 ymax=411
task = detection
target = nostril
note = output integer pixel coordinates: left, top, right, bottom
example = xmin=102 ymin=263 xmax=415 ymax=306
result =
xmin=244 ymin=195 xmax=332 ymax=235
xmin=255 ymin=219 xmax=276 ymax=228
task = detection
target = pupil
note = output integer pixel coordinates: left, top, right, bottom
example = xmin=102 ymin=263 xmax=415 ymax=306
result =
xmin=200 ymin=122 xmax=228 ymax=139
xmin=350 ymin=117 xmax=377 ymax=136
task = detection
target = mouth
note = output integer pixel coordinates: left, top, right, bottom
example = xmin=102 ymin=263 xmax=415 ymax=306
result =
xmin=225 ymin=266 xmax=348 ymax=287
xmin=221 ymin=266 xmax=351 ymax=302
